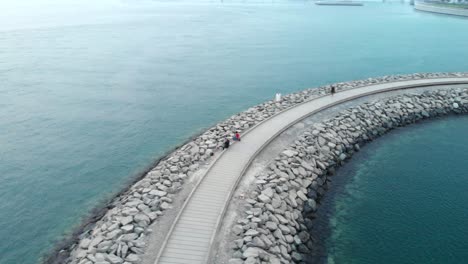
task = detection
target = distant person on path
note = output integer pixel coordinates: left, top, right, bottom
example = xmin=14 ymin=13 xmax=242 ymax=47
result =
xmin=331 ymin=85 xmax=336 ymax=95
xmin=233 ymin=132 xmax=241 ymax=142
xmin=223 ymin=138 xmax=230 ymax=150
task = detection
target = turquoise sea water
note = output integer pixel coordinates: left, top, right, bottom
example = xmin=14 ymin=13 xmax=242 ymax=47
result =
xmin=1 ymin=1 xmax=468 ymax=263
xmin=316 ymin=116 xmax=468 ymax=264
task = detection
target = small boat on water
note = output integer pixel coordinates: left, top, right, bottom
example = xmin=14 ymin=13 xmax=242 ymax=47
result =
xmin=315 ymin=1 xmax=364 ymax=6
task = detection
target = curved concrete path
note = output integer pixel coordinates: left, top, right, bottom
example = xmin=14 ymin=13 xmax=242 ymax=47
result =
xmin=155 ymin=77 xmax=468 ymax=264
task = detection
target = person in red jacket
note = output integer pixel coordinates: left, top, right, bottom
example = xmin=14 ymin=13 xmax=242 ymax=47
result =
xmin=234 ymin=132 xmax=241 ymax=142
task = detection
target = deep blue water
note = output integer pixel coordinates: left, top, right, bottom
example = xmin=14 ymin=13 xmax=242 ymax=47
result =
xmin=318 ymin=116 xmax=468 ymax=264
xmin=1 ymin=1 xmax=468 ymax=263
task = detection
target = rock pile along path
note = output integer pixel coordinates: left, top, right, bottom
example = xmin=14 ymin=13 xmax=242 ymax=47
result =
xmin=154 ymin=77 xmax=468 ymax=264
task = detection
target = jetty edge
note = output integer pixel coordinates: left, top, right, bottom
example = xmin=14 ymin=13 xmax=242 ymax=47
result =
xmin=56 ymin=72 xmax=468 ymax=264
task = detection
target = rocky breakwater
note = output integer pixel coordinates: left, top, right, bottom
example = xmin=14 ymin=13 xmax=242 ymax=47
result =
xmin=66 ymin=75 xmax=326 ymax=264
xmin=228 ymin=88 xmax=468 ymax=264
xmin=64 ymin=72 xmax=468 ymax=264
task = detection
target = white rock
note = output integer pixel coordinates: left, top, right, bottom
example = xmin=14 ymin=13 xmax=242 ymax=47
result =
xmin=265 ymin=221 xmax=278 ymax=231
xmin=149 ymin=190 xmax=167 ymax=197
xmin=134 ymin=214 xmax=150 ymax=224
xmin=339 ymin=153 xmax=347 ymax=161
xmin=121 ymin=225 xmax=134 ymax=233
xmin=258 ymin=194 xmax=271 ymax=203
xmin=232 ymin=225 xmax=243 ymax=235
xmin=244 ymin=229 xmax=259 ymax=236
xmin=105 ymin=254 xmax=123 ymax=264
xmin=79 ymin=238 xmax=91 ymax=249
xmin=125 ymin=254 xmax=140 ymax=263
xmin=169 ymin=166 xmax=178 ymax=173
xmin=261 ymin=188 xmax=274 ymax=198
xmin=121 ymin=233 xmax=138 ymax=242
xmin=297 ymin=190 xmax=308 ymax=201
xmin=300 ymin=161 xmax=314 ymax=171
xmin=89 ymin=236 xmax=104 ymax=249
xmin=242 ymin=247 xmax=265 ymax=258
xmin=282 ymin=150 xmax=297 ymax=157
xmin=160 ymin=202 xmax=171 ymax=210
xmin=120 ymin=216 xmax=133 ymax=226
xmin=106 ymin=229 xmax=122 ymax=240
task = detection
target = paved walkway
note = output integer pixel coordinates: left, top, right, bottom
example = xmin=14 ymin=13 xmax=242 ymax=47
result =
xmin=155 ymin=78 xmax=468 ymax=264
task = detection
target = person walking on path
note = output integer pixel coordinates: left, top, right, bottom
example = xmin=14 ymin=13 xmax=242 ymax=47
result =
xmin=331 ymin=85 xmax=336 ymax=96
xmin=223 ymin=138 xmax=230 ymax=150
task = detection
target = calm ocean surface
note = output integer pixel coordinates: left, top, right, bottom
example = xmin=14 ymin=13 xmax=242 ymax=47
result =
xmin=1 ymin=1 xmax=468 ymax=263
xmin=316 ymin=116 xmax=468 ymax=264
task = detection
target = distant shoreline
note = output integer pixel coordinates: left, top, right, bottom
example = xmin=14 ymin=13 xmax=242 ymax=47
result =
xmin=415 ymin=2 xmax=468 ymax=17
xmin=315 ymin=1 xmax=364 ymax=6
